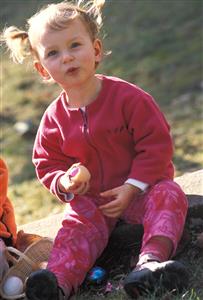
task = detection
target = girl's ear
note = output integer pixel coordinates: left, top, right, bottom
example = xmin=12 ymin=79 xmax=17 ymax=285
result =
xmin=34 ymin=61 xmax=50 ymax=80
xmin=94 ymin=39 xmax=102 ymax=64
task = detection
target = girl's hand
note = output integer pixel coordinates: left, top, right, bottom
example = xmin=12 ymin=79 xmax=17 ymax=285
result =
xmin=58 ymin=164 xmax=90 ymax=195
xmin=99 ymin=184 xmax=141 ymax=218
xmin=0 ymin=238 xmax=9 ymax=280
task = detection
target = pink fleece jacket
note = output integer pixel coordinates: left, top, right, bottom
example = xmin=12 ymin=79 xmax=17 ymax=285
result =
xmin=33 ymin=75 xmax=174 ymax=202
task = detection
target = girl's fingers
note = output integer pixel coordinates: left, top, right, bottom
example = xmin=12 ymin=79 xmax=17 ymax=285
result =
xmin=99 ymin=204 xmax=121 ymax=214
xmin=100 ymin=188 xmax=116 ymax=198
xmin=68 ymin=182 xmax=80 ymax=191
xmin=99 ymin=198 xmax=120 ymax=210
xmin=102 ymin=210 xmax=121 ymax=218
xmin=72 ymin=181 xmax=89 ymax=195
xmin=79 ymin=182 xmax=90 ymax=195
xmin=100 ymin=207 xmax=120 ymax=215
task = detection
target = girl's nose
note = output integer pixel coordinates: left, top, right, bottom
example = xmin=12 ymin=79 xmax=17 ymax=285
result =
xmin=62 ymin=50 xmax=74 ymax=63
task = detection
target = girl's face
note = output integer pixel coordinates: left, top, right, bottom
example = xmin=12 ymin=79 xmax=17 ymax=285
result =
xmin=34 ymin=18 xmax=102 ymax=91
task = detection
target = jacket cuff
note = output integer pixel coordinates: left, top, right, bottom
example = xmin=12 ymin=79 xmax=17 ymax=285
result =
xmin=50 ymin=172 xmax=74 ymax=203
xmin=125 ymin=178 xmax=149 ymax=191
xmin=56 ymin=184 xmax=74 ymax=202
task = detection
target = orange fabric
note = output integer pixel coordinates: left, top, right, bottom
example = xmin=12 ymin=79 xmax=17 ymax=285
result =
xmin=0 ymin=158 xmax=17 ymax=245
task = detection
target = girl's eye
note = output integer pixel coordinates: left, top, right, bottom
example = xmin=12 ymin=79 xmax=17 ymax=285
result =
xmin=71 ymin=42 xmax=81 ymax=49
xmin=47 ymin=50 xmax=58 ymax=57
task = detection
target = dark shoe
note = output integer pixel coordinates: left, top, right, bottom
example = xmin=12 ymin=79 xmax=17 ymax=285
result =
xmin=124 ymin=260 xmax=189 ymax=299
xmin=25 ymin=269 xmax=65 ymax=300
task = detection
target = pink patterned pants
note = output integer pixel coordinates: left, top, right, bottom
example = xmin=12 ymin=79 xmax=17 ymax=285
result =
xmin=47 ymin=180 xmax=188 ymax=294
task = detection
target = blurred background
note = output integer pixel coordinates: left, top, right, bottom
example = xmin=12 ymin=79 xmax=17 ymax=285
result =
xmin=0 ymin=0 xmax=202 ymax=226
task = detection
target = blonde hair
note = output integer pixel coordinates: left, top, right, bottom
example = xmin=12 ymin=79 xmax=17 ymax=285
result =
xmin=1 ymin=0 xmax=105 ymax=64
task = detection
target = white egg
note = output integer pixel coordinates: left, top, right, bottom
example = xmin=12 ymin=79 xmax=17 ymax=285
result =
xmin=3 ymin=276 xmax=24 ymax=296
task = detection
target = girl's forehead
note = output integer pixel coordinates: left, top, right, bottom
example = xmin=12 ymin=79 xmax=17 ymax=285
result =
xmin=29 ymin=18 xmax=89 ymax=47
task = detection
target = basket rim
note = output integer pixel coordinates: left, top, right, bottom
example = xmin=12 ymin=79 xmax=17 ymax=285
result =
xmin=0 ymin=237 xmax=53 ymax=300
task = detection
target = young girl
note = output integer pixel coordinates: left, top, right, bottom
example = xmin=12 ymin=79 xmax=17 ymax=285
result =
xmin=2 ymin=1 xmax=189 ymax=299
xmin=0 ymin=158 xmax=17 ymax=281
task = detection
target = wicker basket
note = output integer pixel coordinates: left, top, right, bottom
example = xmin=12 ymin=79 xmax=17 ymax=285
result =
xmin=0 ymin=237 xmax=53 ymax=300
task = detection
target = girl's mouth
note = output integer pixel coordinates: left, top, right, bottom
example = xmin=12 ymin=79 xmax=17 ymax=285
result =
xmin=66 ymin=67 xmax=79 ymax=74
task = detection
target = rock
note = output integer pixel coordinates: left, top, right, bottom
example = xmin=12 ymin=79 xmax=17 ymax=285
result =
xmin=18 ymin=213 xmax=63 ymax=239
xmin=175 ymin=169 xmax=203 ymax=195
xmin=175 ymin=169 xmax=203 ymax=218
xmin=14 ymin=120 xmax=36 ymax=138
xmin=196 ymin=232 xmax=203 ymax=248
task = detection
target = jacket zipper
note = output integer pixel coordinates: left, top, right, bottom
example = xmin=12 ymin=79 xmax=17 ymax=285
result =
xmin=80 ymin=108 xmax=104 ymax=191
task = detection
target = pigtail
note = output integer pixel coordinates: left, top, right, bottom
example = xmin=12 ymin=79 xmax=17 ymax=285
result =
xmin=92 ymin=0 xmax=105 ymax=26
xmin=78 ymin=0 xmax=105 ymax=27
xmin=1 ymin=26 xmax=31 ymax=64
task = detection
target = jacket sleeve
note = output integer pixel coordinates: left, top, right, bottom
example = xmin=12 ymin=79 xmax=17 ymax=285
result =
xmin=124 ymin=91 xmax=174 ymax=185
xmin=32 ymin=116 xmax=75 ymax=203
xmin=0 ymin=158 xmax=17 ymax=245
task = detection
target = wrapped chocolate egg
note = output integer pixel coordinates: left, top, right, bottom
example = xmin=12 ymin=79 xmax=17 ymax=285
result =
xmin=86 ymin=266 xmax=107 ymax=285
xmin=68 ymin=165 xmax=91 ymax=182
xmin=3 ymin=276 xmax=24 ymax=296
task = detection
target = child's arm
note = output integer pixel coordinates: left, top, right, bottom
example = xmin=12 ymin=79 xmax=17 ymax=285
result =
xmin=124 ymin=91 xmax=174 ymax=185
xmin=0 ymin=158 xmax=17 ymax=245
xmin=33 ymin=108 xmax=92 ymax=201
xmin=32 ymin=117 xmax=76 ymax=203
xmin=0 ymin=238 xmax=9 ymax=280
xmin=100 ymin=90 xmax=174 ymax=218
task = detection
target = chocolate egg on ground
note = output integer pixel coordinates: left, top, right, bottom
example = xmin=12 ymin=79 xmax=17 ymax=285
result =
xmin=86 ymin=266 xmax=107 ymax=285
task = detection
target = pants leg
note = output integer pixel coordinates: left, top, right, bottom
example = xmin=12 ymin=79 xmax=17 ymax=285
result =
xmin=123 ymin=180 xmax=188 ymax=258
xmin=47 ymin=196 xmax=115 ymax=294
